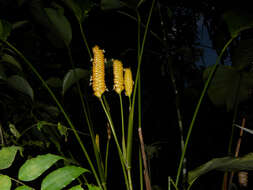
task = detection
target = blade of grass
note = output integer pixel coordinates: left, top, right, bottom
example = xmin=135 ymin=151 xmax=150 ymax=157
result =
xmin=99 ymin=97 xmax=131 ymax=190
xmin=126 ymin=0 xmax=156 ymax=169
xmin=175 ymin=37 xmax=235 ymax=186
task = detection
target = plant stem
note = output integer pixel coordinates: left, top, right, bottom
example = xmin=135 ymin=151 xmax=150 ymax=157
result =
xmin=126 ymin=0 xmax=156 ymax=170
xmin=66 ymin=46 xmax=106 ymax=188
xmin=175 ymin=37 xmax=235 ymax=186
xmin=119 ymin=93 xmax=127 ymax=158
xmin=139 ymin=148 xmax=144 ymax=190
xmin=3 ymin=40 xmax=102 ymax=188
xmin=99 ymin=98 xmax=130 ymax=190
xmin=138 ymin=127 xmax=152 ymax=190
xmin=104 ymin=137 xmax=110 ymax=180
xmin=79 ymin=22 xmax=92 ymax=60
xmin=228 ymin=118 xmax=246 ymax=189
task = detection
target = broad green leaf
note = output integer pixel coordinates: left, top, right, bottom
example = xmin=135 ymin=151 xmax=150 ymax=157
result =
xmin=18 ymin=154 xmax=63 ymax=181
xmin=0 ymin=146 xmax=22 ymax=170
xmin=41 ymin=166 xmax=89 ymax=190
xmin=203 ymin=65 xmax=253 ymax=111
xmin=223 ymin=10 xmax=253 ymax=38
xmin=87 ymin=184 xmax=102 ymax=190
xmin=44 ymin=8 xmax=72 ymax=46
xmin=231 ymin=39 xmax=253 ymax=71
xmin=188 ymin=152 xmax=253 ymax=183
xmin=68 ymin=185 xmax=84 ymax=190
xmin=62 ymin=68 xmax=89 ymax=95
xmin=64 ymin=0 xmax=93 ymax=23
xmin=15 ymin=186 xmax=33 ymax=190
xmin=1 ymin=54 xmax=23 ymax=71
xmin=0 ymin=20 xmax=12 ymax=41
xmin=0 ymin=175 xmax=11 ymax=190
xmin=7 ymin=75 xmax=34 ymax=101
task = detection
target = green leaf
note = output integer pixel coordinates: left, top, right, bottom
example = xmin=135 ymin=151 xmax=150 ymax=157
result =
xmin=7 ymin=75 xmax=34 ymax=101
xmin=0 ymin=20 xmax=12 ymax=41
xmin=223 ymin=10 xmax=253 ymax=38
xmin=41 ymin=166 xmax=89 ymax=190
xmin=62 ymin=68 xmax=89 ymax=95
xmin=18 ymin=154 xmax=63 ymax=181
xmin=188 ymin=152 xmax=253 ymax=184
xmin=14 ymin=186 xmax=34 ymax=190
xmin=46 ymin=77 xmax=62 ymax=88
xmin=68 ymin=185 xmax=84 ymax=190
xmin=64 ymin=0 xmax=94 ymax=23
xmin=1 ymin=54 xmax=23 ymax=71
xmin=87 ymin=184 xmax=102 ymax=190
xmin=12 ymin=20 xmax=29 ymax=30
xmin=0 ymin=175 xmax=11 ymax=190
xmin=231 ymin=39 xmax=253 ymax=71
xmin=203 ymin=65 xmax=253 ymax=111
xmin=0 ymin=146 xmax=22 ymax=170
xmin=44 ymin=8 xmax=72 ymax=46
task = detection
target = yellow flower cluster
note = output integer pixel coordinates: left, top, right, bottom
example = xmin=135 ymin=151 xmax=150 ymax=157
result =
xmin=91 ymin=45 xmax=134 ymax=98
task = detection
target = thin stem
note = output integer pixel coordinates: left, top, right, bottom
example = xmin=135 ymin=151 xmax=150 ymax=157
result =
xmin=119 ymin=93 xmax=127 ymax=158
xmin=66 ymin=46 xmax=106 ymax=187
xmin=175 ymin=37 xmax=235 ymax=186
xmin=3 ymin=40 xmax=102 ymax=188
xmin=0 ymin=122 xmax=5 ymax=145
xmin=79 ymin=22 xmax=92 ymax=60
xmin=117 ymin=10 xmax=163 ymax=45
xmin=126 ymin=0 xmax=156 ymax=169
xmin=228 ymin=118 xmax=246 ymax=189
xmin=104 ymin=138 xmax=110 ymax=180
xmin=139 ymin=148 xmax=144 ymax=190
xmin=99 ymin=98 xmax=130 ymax=190
xmin=138 ymin=128 xmax=152 ymax=190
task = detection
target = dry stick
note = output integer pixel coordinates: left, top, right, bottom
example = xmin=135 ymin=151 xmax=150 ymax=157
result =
xmin=0 ymin=122 xmax=4 ymax=145
xmin=228 ymin=118 xmax=246 ymax=189
xmin=138 ymin=127 xmax=152 ymax=190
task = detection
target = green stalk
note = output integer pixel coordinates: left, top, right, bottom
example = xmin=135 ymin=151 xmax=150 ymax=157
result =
xmin=79 ymin=22 xmax=92 ymax=59
xmin=3 ymin=40 xmax=102 ymax=188
xmin=175 ymin=37 xmax=235 ymax=186
xmin=66 ymin=46 xmax=106 ymax=188
xmin=116 ymin=10 xmax=163 ymax=44
xmin=104 ymin=138 xmax=110 ymax=180
xmin=119 ymin=93 xmax=127 ymax=158
xmin=227 ymin=74 xmax=241 ymax=155
xmin=126 ymin=0 xmax=156 ymax=169
xmin=99 ymin=98 xmax=130 ymax=190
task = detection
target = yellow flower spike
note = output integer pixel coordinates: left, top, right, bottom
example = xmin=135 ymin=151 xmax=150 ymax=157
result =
xmin=92 ymin=45 xmax=106 ymax=98
xmin=113 ymin=59 xmax=124 ymax=94
xmin=124 ymin=68 xmax=133 ymax=97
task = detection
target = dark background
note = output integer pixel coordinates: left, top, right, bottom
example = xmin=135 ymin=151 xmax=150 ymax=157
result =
xmin=1 ymin=0 xmax=253 ymax=189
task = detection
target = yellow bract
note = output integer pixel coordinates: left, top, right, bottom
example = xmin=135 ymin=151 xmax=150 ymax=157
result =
xmin=124 ymin=68 xmax=133 ymax=97
xmin=92 ymin=45 xmax=106 ymax=98
xmin=113 ymin=59 xmax=124 ymax=94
